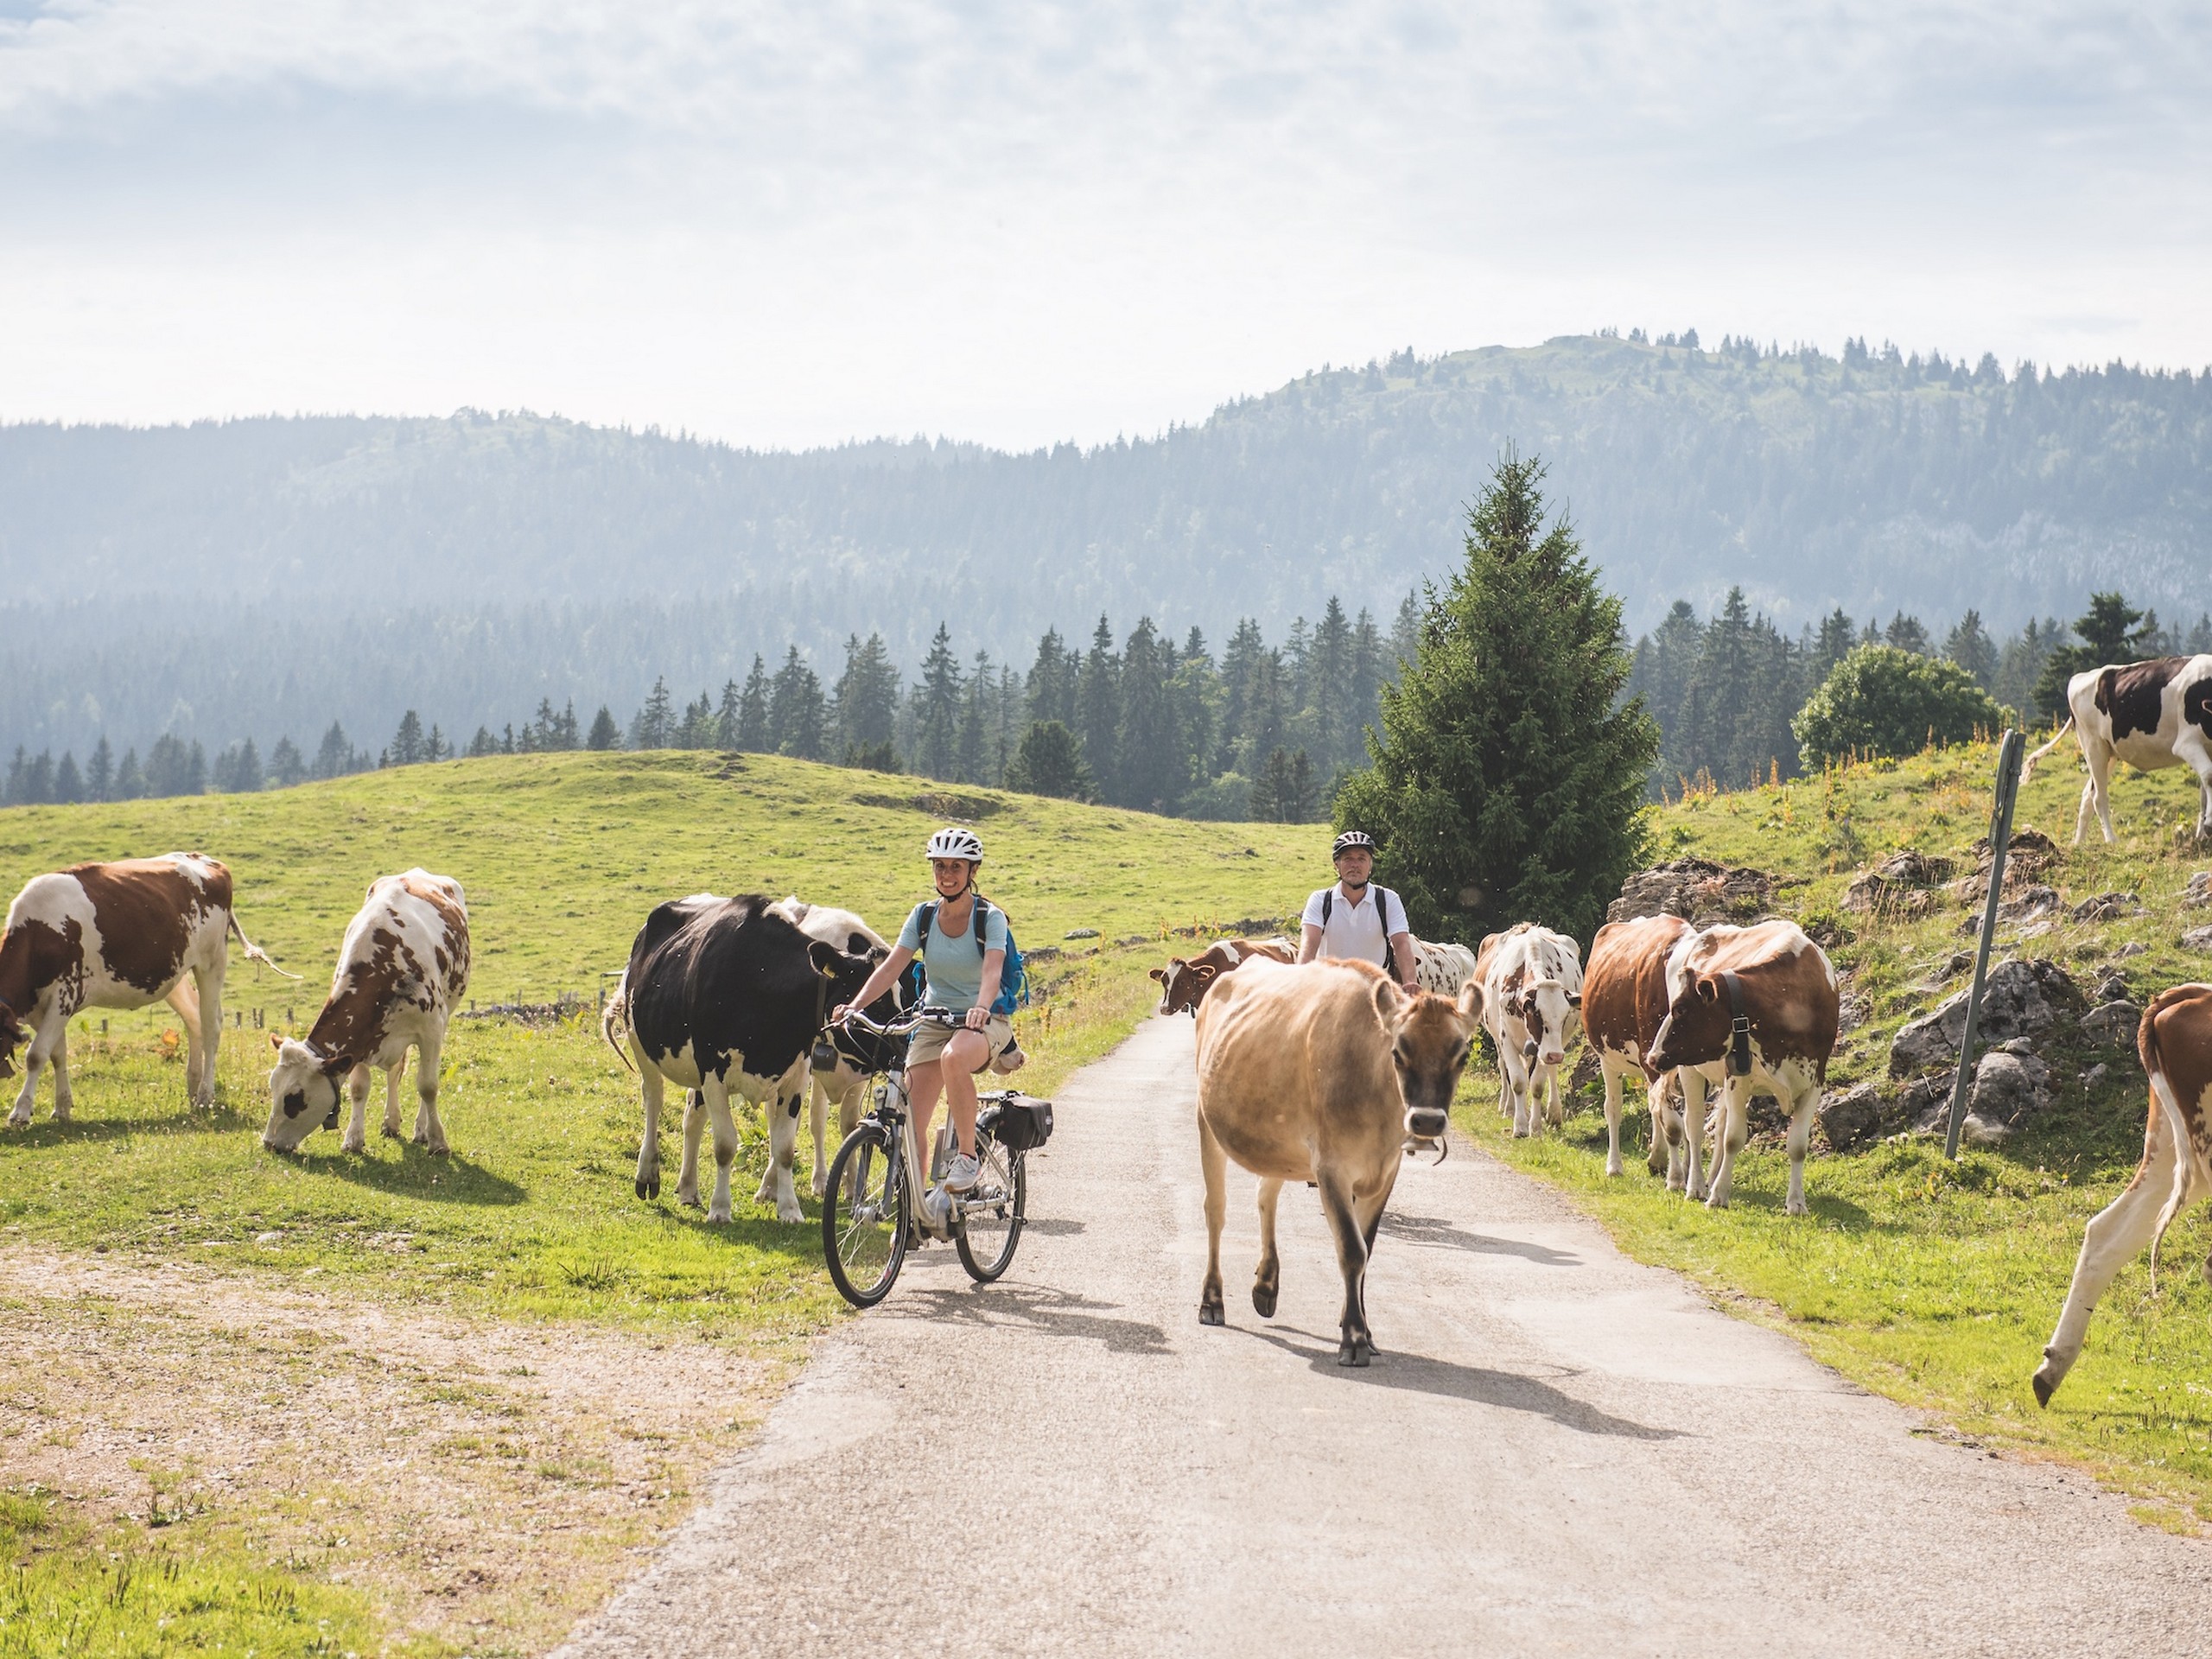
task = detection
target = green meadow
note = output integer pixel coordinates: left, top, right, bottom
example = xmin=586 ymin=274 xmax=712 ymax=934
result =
xmin=0 ymin=752 xmax=1317 ymax=1654
xmin=1458 ymin=735 xmax=2212 ymax=1531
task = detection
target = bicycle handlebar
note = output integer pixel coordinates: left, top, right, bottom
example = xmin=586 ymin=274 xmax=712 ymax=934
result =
xmin=836 ymin=1004 xmax=969 ymax=1039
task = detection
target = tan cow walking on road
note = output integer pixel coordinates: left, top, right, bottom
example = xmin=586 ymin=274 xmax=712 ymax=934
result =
xmin=1582 ymin=913 xmax=1696 ymax=1180
xmin=1193 ymin=957 xmax=1478 ymax=1365
xmin=2035 ymin=983 xmax=2212 ymax=1405
xmin=1648 ymin=920 xmax=1840 ymax=1212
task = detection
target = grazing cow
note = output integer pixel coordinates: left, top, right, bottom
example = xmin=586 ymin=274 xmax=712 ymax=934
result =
xmin=2034 ymin=984 xmax=2212 ymax=1405
xmin=263 ymin=871 xmax=471 ymax=1154
xmin=1647 ymin=920 xmax=1840 ymax=1213
xmin=1151 ymin=937 xmax=1295 ymax=1015
xmin=1193 ymin=957 xmax=1478 ymax=1365
xmin=1582 ymin=913 xmax=1697 ymax=1180
xmin=2 ymin=853 xmax=287 ymax=1122
xmin=611 ymin=894 xmax=879 ymax=1224
xmin=1478 ymin=925 xmax=1585 ymax=1138
xmin=1410 ymin=938 xmax=1479 ymax=996
xmin=2022 ymin=654 xmax=2212 ymax=843
xmin=767 ymin=897 xmax=906 ymax=1197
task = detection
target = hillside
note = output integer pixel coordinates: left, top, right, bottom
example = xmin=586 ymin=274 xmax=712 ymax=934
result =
xmin=4 ymin=333 xmax=2207 ymax=760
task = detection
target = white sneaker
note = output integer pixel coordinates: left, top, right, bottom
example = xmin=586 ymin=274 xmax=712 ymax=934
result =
xmin=921 ymin=1185 xmax=955 ymax=1237
xmin=944 ymin=1152 xmax=981 ymax=1195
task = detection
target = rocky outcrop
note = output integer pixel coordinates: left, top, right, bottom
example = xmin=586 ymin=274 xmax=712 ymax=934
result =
xmin=2185 ymin=925 xmax=2212 ymax=953
xmin=1816 ymin=1083 xmax=1887 ymax=1153
xmin=1949 ymin=829 xmax=2061 ymax=906
xmin=2081 ymin=1001 xmax=2144 ymax=1046
xmin=2070 ymin=891 xmax=2143 ymax=924
xmin=1606 ymin=858 xmax=1774 ymax=925
xmin=2184 ymin=872 xmax=2212 ymax=909
xmin=1890 ymin=957 xmax=2083 ymax=1077
xmin=1968 ymin=1043 xmax=2056 ymax=1128
xmin=1844 ymin=850 xmax=1955 ymax=916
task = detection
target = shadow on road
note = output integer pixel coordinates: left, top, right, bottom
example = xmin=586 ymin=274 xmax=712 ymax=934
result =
xmin=1020 ymin=1217 xmax=1088 ymax=1236
xmin=1379 ymin=1212 xmax=1580 ymax=1266
xmin=1237 ymin=1325 xmax=1681 ymax=1440
xmin=895 ymin=1281 xmax=1169 ymax=1355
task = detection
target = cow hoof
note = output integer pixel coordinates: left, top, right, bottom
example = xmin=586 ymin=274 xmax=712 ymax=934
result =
xmin=6 ymin=1112 xmax=28 ymax=1130
xmin=1785 ymin=1198 xmax=1808 ymax=1217
xmin=342 ymin=1138 xmax=365 ymax=1155
xmin=776 ymin=1204 xmax=804 ymax=1224
xmin=707 ymin=1205 xmax=733 ymax=1224
xmin=1605 ymin=1160 xmax=1624 ymax=1178
xmin=1251 ymin=1284 xmax=1278 ymax=1319
xmin=381 ymin=1123 xmax=401 ymax=1139
xmin=1338 ymin=1339 xmax=1373 ymax=1368
xmin=1198 ymin=1300 xmax=1225 ymax=1327
xmin=2031 ymin=1370 xmax=2057 ymax=1408
xmin=635 ymin=1174 xmax=660 ymax=1199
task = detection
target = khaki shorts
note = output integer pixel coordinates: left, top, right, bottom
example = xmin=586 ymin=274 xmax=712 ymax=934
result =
xmin=907 ymin=1014 xmax=1016 ymax=1070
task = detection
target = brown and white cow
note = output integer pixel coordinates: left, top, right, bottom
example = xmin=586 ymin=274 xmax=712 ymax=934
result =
xmin=2022 ymin=654 xmax=2212 ymax=843
xmin=1150 ymin=937 xmax=1295 ymax=1015
xmin=1 ymin=853 xmax=286 ymax=1122
xmin=1410 ymin=938 xmax=1479 ymax=996
xmin=2034 ymin=984 xmax=2212 ymax=1405
xmin=1478 ymin=925 xmax=1584 ymax=1139
xmin=1647 ymin=920 xmax=1839 ymax=1213
xmin=1582 ymin=912 xmax=1696 ymax=1180
xmin=1193 ymin=957 xmax=1478 ymax=1365
xmin=263 ymin=871 xmax=470 ymax=1154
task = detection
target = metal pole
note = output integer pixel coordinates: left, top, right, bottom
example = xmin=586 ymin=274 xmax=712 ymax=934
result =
xmin=1945 ymin=728 xmax=2025 ymax=1159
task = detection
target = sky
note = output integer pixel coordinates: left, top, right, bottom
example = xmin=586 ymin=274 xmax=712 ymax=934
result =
xmin=2 ymin=2 xmax=2207 ymax=451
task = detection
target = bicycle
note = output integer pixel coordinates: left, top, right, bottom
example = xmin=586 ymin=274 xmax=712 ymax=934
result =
xmin=819 ymin=1006 xmax=1050 ymax=1308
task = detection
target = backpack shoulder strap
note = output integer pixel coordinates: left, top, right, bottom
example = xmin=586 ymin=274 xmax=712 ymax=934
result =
xmin=917 ymin=900 xmax=939 ymax=950
xmin=1320 ymin=888 xmax=1334 ymax=926
xmin=969 ymin=893 xmax=992 ymax=957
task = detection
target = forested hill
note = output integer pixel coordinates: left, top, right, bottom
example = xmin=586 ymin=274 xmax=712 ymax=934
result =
xmin=3 ymin=330 xmax=2208 ymax=760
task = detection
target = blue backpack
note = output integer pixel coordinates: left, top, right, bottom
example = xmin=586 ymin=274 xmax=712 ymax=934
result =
xmin=915 ymin=893 xmax=1029 ymax=1017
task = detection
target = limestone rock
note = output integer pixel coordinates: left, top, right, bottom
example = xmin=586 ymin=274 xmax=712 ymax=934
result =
xmin=2184 ymin=925 xmax=2212 ymax=953
xmin=2184 ymin=871 xmax=2212 ymax=909
xmin=1817 ymin=1083 xmax=1886 ymax=1153
xmin=2081 ymin=1001 xmax=2143 ymax=1046
xmin=1607 ymin=858 xmax=1774 ymax=925
xmin=1844 ymin=850 xmax=1955 ymax=914
xmin=1890 ymin=957 xmax=2082 ymax=1077
xmin=2071 ymin=891 xmax=2143 ymax=924
xmin=1969 ymin=1048 xmax=2055 ymax=1128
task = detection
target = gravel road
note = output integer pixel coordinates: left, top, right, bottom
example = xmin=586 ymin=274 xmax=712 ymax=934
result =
xmin=557 ymin=1014 xmax=2212 ymax=1657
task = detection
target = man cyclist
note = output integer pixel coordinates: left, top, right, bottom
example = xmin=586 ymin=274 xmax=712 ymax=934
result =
xmin=1298 ymin=830 xmax=1418 ymax=990
xmin=832 ymin=827 xmax=1014 ymax=1225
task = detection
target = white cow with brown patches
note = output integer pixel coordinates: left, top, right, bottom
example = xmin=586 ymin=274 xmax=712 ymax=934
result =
xmin=2036 ymin=983 xmax=2212 ymax=1404
xmin=1 ymin=853 xmax=287 ymax=1121
xmin=1478 ymin=925 xmax=1584 ymax=1138
xmin=263 ymin=871 xmax=470 ymax=1154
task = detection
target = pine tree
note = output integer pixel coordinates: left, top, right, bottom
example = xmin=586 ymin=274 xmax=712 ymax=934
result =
xmin=832 ymin=633 xmax=899 ymax=754
xmin=1025 ymin=629 xmax=1078 ymax=728
xmin=1336 ymin=454 xmax=1658 ymax=941
xmin=1076 ymin=615 xmax=1121 ymax=798
xmin=912 ymin=626 xmax=964 ymax=780
xmin=1003 ymin=721 xmax=1096 ymax=799
xmin=270 ymin=736 xmax=306 ymax=785
xmin=86 ymin=736 xmax=113 ymax=802
xmin=1811 ymin=607 xmax=1857 ymax=683
xmin=425 ymin=726 xmax=448 ymax=762
xmin=956 ymin=652 xmax=994 ymax=784
xmin=114 ymin=747 xmax=143 ymax=800
xmin=1389 ymin=592 xmax=1421 ymax=677
xmin=677 ymin=691 xmax=715 ymax=748
xmin=1942 ymin=609 xmax=1999 ymax=693
xmin=714 ymin=679 xmax=744 ymax=749
xmin=736 ymin=657 xmax=772 ymax=751
xmin=1884 ymin=612 xmax=1931 ymax=655
xmin=391 ymin=710 xmax=425 ymax=766
xmin=1117 ymin=619 xmax=1179 ymax=809
xmin=630 ymin=678 xmax=675 ymax=749
xmin=53 ymin=752 xmax=82 ymax=804
xmin=467 ymin=726 xmax=499 ymax=757
xmin=2033 ymin=591 xmax=2158 ymax=715
xmin=769 ymin=648 xmax=828 ymax=760
xmin=588 ymin=706 xmax=621 ymax=750
xmin=1215 ymin=619 xmax=1267 ymax=773
xmin=1307 ymin=598 xmax=1355 ymax=779
xmin=22 ymin=751 xmax=53 ymax=804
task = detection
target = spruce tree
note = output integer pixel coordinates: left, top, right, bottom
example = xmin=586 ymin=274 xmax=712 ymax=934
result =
xmin=736 ymin=658 xmax=771 ymax=751
xmin=588 ymin=706 xmax=621 ymax=750
xmin=630 ymin=679 xmax=675 ymax=749
xmin=2033 ymin=591 xmax=2159 ymax=715
xmin=86 ymin=736 xmax=113 ymax=802
xmin=1076 ymin=616 xmax=1120 ymax=798
xmin=912 ymin=625 xmax=964 ymax=780
xmin=53 ymin=752 xmax=82 ymax=804
xmin=1336 ymin=454 xmax=1657 ymax=942
xmin=1942 ymin=609 xmax=1998 ymax=692
xmin=270 ymin=735 xmax=306 ymax=785
xmin=115 ymin=747 xmax=143 ymax=799
xmin=1024 ymin=629 xmax=1078 ymax=728
xmin=391 ymin=710 xmax=425 ymax=765
xmin=1117 ymin=619 xmax=1179 ymax=808
xmin=832 ymin=633 xmax=899 ymax=754
xmin=1004 ymin=721 xmax=1095 ymax=800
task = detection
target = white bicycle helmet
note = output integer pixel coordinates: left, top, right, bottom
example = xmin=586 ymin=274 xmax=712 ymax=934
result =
xmin=925 ymin=826 xmax=984 ymax=862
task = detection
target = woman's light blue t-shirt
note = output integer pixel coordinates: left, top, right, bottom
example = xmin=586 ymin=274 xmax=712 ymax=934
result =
xmin=897 ymin=899 xmax=1009 ymax=1013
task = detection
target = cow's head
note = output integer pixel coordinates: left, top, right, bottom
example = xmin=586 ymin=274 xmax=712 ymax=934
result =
xmin=1371 ymin=978 xmax=1478 ymax=1145
xmin=1515 ymin=976 xmax=1581 ymax=1071
xmin=1647 ymin=971 xmax=1729 ymax=1075
xmin=262 ymin=1035 xmax=353 ymax=1151
xmin=809 ymin=938 xmax=881 ymax=1010
xmin=1150 ymin=957 xmax=1217 ymax=1016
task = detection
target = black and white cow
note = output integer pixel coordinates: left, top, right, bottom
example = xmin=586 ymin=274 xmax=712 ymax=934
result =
xmin=2023 ymin=654 xmax=2212 ymax=843
xmin=607 ymin=894 xmax=880 ymax=1223
xmin=768 ymin=896 xmax=914 ymax=1198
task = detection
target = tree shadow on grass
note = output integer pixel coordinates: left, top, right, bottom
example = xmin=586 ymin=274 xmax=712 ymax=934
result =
xmin=1236 ymin=1325 xmax=1683 ymax=1440
xmin=307 ymin=1144 xmax=526 ymax=1206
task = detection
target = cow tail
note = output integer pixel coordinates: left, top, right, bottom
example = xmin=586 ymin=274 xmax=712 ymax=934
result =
xmin=601 ymin=973 xmax=636 ymax=1074
xmin=2019 ymin=715 xmax=2075 ymax=784
xmin=2139 ymin=1000 xmax=2197 ymax=1291
xmin=229 ymin=912 xmax=304 ymax=979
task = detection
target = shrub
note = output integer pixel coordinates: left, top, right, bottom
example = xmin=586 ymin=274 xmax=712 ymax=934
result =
xmin=1793 ymin=644 xmax=2005 ymax=769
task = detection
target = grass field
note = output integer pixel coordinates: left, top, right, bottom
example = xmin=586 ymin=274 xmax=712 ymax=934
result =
xmin=0 ymin=752 xmax=1319 ymax=1654
xmin=1456 ymin=734 xmax=2212 ymax=1533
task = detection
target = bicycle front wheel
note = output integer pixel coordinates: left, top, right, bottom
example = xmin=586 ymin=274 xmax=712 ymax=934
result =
xmin=955 ymin=1133 xmax=1027 ymax=1283
xmin=823 ymin=1122 xmax=910 ymax=1307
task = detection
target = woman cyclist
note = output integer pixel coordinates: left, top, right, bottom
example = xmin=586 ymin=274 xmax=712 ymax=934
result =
xmin=831 ymin=827 xmax=1015 ymax=1225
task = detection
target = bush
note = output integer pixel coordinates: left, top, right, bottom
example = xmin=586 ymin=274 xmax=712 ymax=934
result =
xmin=1793 ymin=644 xmax=2005 ymax=769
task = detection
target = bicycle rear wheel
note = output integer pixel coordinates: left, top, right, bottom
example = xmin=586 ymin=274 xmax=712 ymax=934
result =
xmin=954 ymin=1132 xmax=1027 ymax=1283
xmin=823 ymin=1121 xmax=909 ymax=1307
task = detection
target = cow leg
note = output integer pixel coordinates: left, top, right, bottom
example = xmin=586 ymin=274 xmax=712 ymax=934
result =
xmin=1316 ymin=1172 xmax=1375 ymax=1366
xmin=677 ymin=1090 xmax=706 ymax=1209
xmin=10 ymin=1005 xmax=64 ymax=1126
xmin=757 ymin=1077 xmax=805 ymax=1222
xmin=1252 ymin=1178 xmax=1283 ymax=1318
xmin=385 ymin=1055 xmax=407 ymax=1138
xmin=2074 ymin=734 xmax=2116 ymax=844
xmin=809 ymin=1077 xmax=832 ymax=1199
xmin=1705 ymin=1074 xmax=1752 ymax=1210
xmin=1598 ymin=1053 xmax=1627 ymax=1176
xmin=2036 ymin=1103 xmax=2200 ymax=1404
xmin=1198 ymin=1110 xmax=1228 ymax=1326
xmin=1503 ymin=1051 xmax=1533 ymax=1137
xmin=700 ymin=1077 xmax=741 ymax=1224
xmin=47 ymin=1020 xmax=72 ymax=1122
xmin=632 ymin=1050 xmax=664 ymax=1200
xmin=1679 ymin=1069 xmax=1709 ymax=1200
xmin=1784 ymin=1078 xmax=1817 ymax=1216
xmin=411 ymin=1032 xmax=449 ymax=1154
xmin=194 ymin=963 xmax=225 ymax=1108
xmin=1542 ymin=1062 xmax=1566 ymax=1130
xmin=342 ymin=1066 xmax=370 ymax=1154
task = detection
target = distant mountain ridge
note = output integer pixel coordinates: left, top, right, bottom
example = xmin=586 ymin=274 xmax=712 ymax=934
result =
xmin=3 ymin=332 xmax=2207 ymax=759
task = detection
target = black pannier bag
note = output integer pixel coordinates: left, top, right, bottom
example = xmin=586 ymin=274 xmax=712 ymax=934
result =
xmin=979 ymin=1096 xmax=1053 ymax=1152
